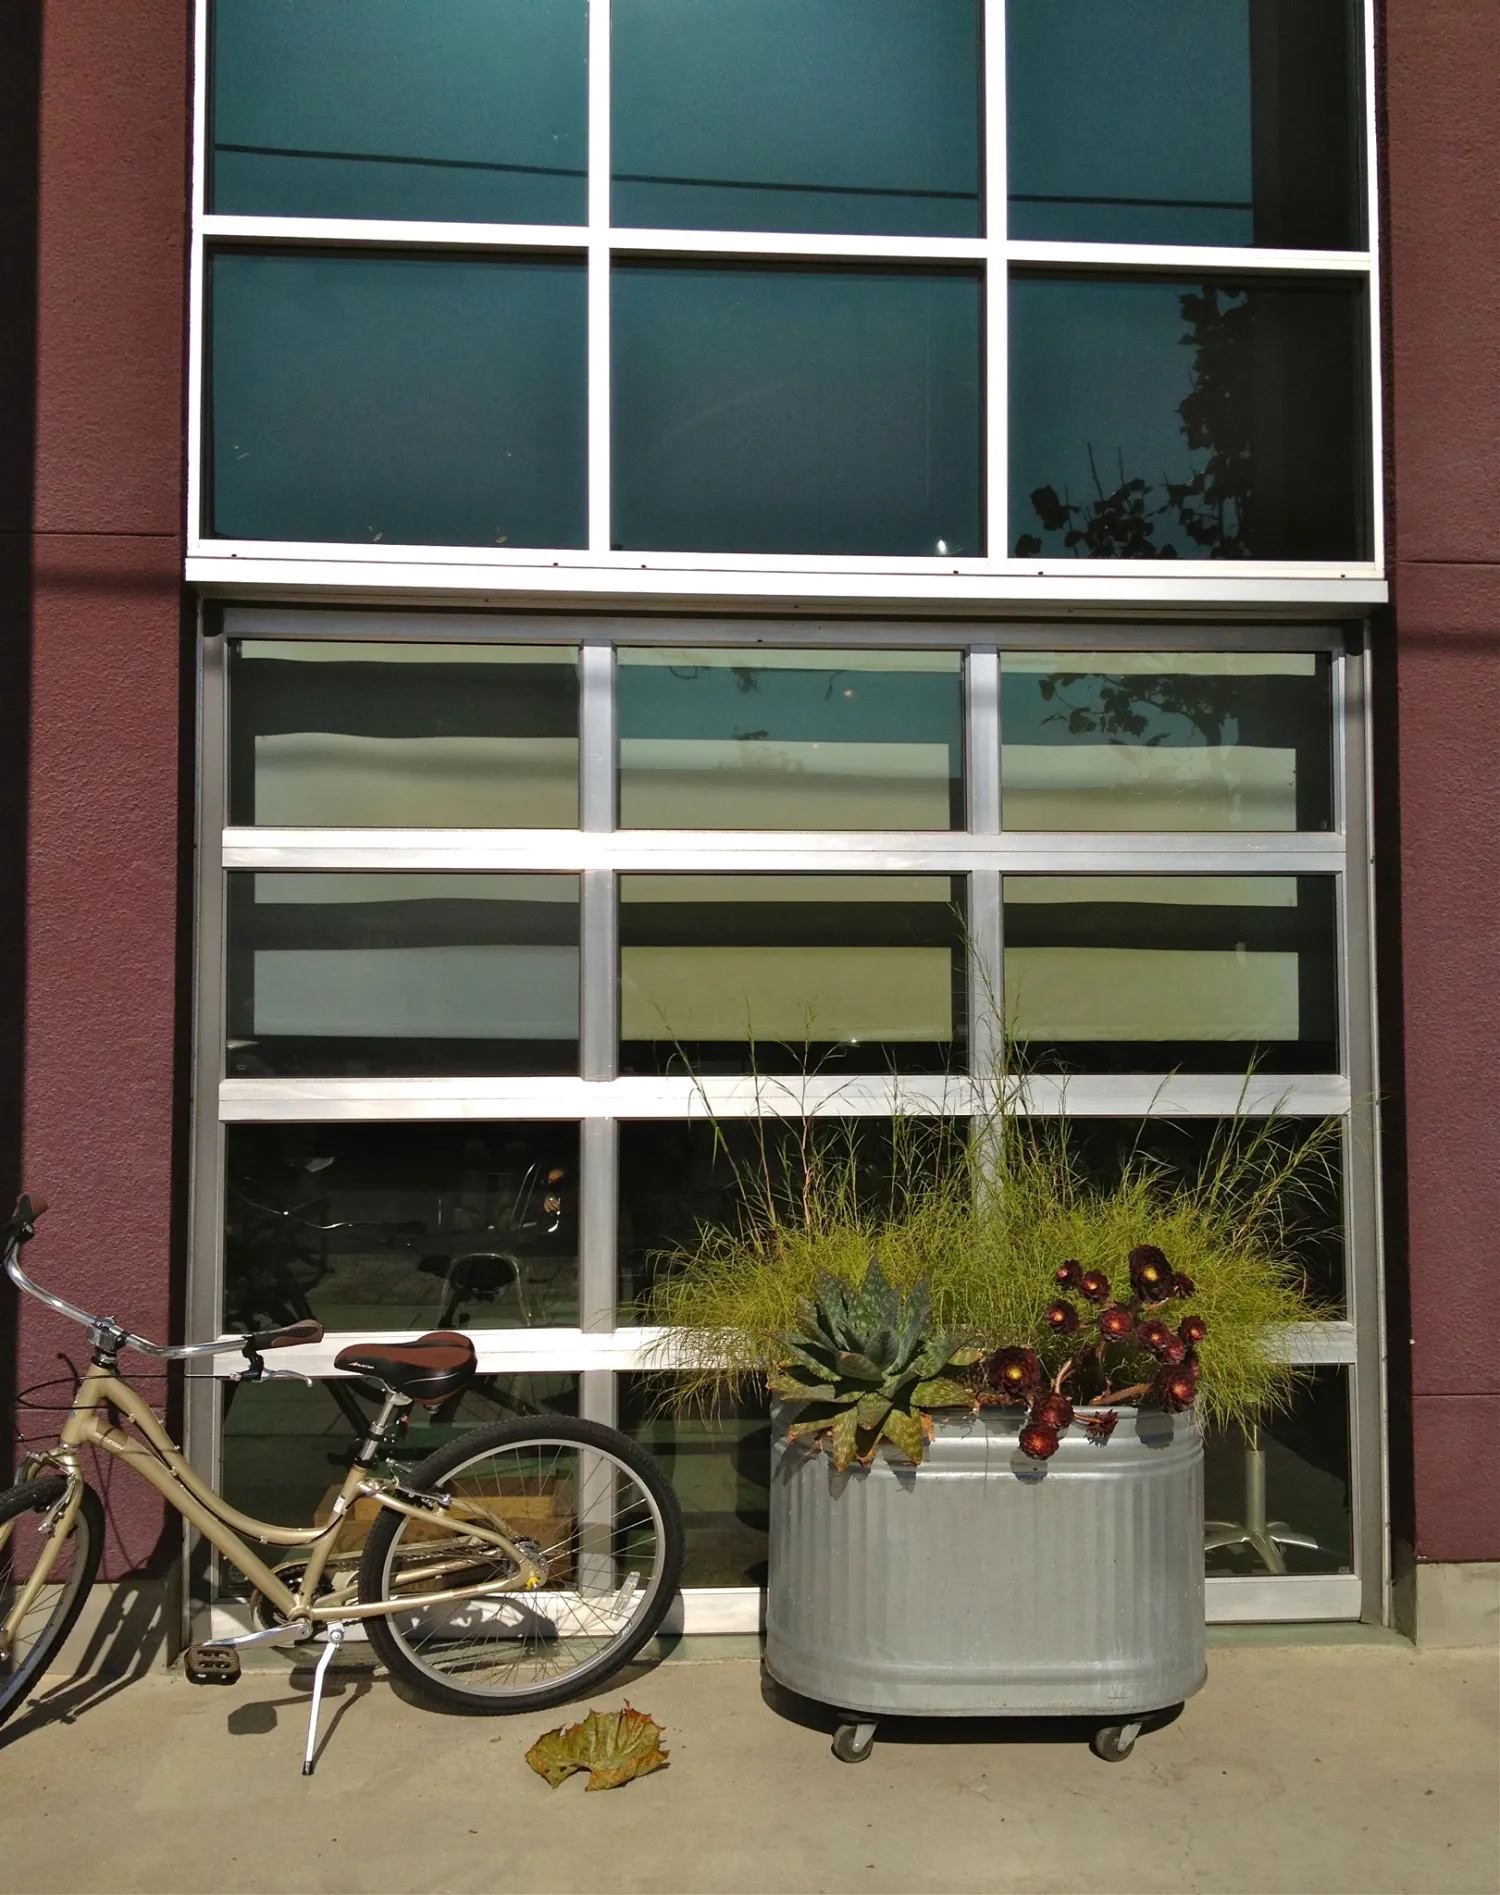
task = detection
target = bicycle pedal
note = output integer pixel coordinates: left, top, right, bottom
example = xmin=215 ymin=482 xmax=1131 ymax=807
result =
xmin=184 ymin=1644 xmax=242 ymax=1686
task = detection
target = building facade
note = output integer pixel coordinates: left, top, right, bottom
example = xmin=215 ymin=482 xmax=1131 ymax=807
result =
xmin=1 ymin=0 xmax=1495 ymax=1646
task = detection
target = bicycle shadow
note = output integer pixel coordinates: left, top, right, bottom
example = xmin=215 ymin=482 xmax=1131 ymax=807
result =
xmin=0 ymin=1575 xmax=173 ymax=1752
xmin=227 ymin=1665 xmax=376 ymax=1771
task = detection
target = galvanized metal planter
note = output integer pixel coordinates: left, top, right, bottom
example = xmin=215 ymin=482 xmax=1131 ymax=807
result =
xmin=766 ymin=1403 xmax=1205 ymax=1751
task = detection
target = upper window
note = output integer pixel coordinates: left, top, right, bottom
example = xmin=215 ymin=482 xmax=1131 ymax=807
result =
xmin=200 ymin=0 xmax=1375 ymax=567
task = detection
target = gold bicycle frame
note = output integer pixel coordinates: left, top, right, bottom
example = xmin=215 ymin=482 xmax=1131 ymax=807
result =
xmin=2 ymin=1360 xmax=545 ymax=1651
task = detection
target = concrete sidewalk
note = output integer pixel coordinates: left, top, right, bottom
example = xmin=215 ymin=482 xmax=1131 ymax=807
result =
xmin=0 ymin=1636 xmax=1494 ymax=1895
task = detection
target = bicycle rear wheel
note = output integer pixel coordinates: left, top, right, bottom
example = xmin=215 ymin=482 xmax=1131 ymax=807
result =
xmin=360 ymin=1417 xmax=683 ymax=1713
xmin=0 ymin=1475 xmax=105 ymax=1730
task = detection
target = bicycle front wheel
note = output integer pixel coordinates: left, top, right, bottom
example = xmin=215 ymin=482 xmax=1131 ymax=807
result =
xmin=359 ymin=1417 xmax=684 ymax=1713
xmin=0 ymin=1475 xmax=105 ymax=1730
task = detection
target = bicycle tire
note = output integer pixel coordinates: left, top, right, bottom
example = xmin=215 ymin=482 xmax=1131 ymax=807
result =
xmin=0 ymin=1475 xmax=105 ymax=1730
xmin=359 ymin=1416 xmax=683 ymax=1713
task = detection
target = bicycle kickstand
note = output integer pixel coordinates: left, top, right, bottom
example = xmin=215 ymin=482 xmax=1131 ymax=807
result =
xmin=302 ymin=1622 xmax=345 ymax=1777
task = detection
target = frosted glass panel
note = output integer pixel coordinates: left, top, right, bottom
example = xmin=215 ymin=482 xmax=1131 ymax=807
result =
xmin=1003 ymin=875 xmax=1337 ymax=1073
xmin=1000 ymin=651 xmax=1333 ymax=831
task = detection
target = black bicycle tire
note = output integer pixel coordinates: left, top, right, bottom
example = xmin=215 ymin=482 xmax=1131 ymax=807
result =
xmin=359 ymin=1416 xmax=684 ymax=1713
xmin=0 ymin=1475 xmax=105 ymax=1731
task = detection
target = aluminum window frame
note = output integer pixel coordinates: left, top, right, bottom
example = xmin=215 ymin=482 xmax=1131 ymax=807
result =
xmin=187 ymin=612 xmax=1383 ymax=1634
xmin=185 ymin=0 xmax=1385 ymax=605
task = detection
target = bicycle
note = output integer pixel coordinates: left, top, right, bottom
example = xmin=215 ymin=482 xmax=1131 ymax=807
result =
xmin=0 ymin=1194 xmax=684 ymax=1773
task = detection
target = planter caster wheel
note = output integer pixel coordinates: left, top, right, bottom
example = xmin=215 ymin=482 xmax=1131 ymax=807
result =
xmin=1090 ymin=1721 xmax=1142 ymax=1763
xmin=832 ymin=1720 xmax=878 ymax=1764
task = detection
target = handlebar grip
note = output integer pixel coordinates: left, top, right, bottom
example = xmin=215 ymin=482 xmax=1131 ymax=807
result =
xmin=248 ymin=1318 xmax=324 ymax=1351
xmin=14 ymin=1192 xmax=48 ymax=1224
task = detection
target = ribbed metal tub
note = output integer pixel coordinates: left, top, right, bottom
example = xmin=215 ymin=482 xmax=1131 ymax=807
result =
xmin=766 ymin=1405 xmax=1206 ymax=1717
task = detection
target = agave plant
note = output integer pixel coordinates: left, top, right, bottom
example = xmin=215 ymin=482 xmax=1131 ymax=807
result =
xmin=767 ymin=1260 xmax=980 ymax=1469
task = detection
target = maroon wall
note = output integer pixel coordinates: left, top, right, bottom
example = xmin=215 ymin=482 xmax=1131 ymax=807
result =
xmin=8 ymin=2 xmax=191 ymax=1574
xmin=1383 ymin=0 xmax=1500 ymax=1562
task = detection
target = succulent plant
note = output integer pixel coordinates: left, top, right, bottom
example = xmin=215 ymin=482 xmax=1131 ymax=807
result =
xmin=768 ymin=1261 xmax=980 ymax=1469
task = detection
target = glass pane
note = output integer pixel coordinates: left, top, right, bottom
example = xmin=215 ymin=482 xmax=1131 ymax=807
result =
xmin=225 ymin=1122 xmax=581 ymax=1330
xmin=229 ymin=641 xmax=579 ymax=827
xmin=221 ymin=1374 xmax=578 ymax=1591
xmin=211 ymin=0 xmax=588 ymax=224
xmin=613 ymin=264 xmax=982 ymax=555
xmin=1060 ymin=1115 xmax=1345 ymax=1308
xmin=618 ymin=1116 xmax=964 ymax=1314
xmin=617 ymin=648 xmax=963 ymax=829
xmin=619 ymin=874 xmax=966 ymax=1074
xmin=1204 ymin=1368 xmax=1352 ymax=1576
xmin=1000 ymin=651 xmax=1333 ymax=831
xmin=227 ymin=874 xmax=579 ymax=1077
xmin=1009 ymin=275 xmax=1369 ymax=561
xmin=1007 ymin=0 xmax=1361 ymax=248
xmin=612 ymin=0 xmax=980 ymax=237
xmin=619 ymin=1377 xmax=770 ymax=1589
xmin=210 ymin=251 xmax=587 ymax=547
xmin=1003 ymin=875 xmax=1338 ymax=1072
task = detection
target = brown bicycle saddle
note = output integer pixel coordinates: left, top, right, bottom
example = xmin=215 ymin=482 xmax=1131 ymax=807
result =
xmin=333 ymin=1331 xmax=477 ymax=1405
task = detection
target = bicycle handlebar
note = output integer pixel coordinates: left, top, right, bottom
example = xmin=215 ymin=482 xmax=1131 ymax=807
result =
xmin=5 ymin=1193 xmax=324 ymax=1360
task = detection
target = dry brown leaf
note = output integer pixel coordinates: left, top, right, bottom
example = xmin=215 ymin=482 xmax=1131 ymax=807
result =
xmin=524 ymin=1703 xmax=670 ymax=1791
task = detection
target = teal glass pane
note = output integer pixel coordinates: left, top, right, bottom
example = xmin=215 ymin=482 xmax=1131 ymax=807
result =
xmin=612 ymin=0 xmax=980 ymax=236
xmin=225 ymin=1122 xmax=581 ymax=1332
xmin=229 ymin=641 xmax=579 ymax=828
xmin=1000 ymin=651 xmax=1334 ymax=832
xmin=1002 ymin=874 xmax=1339 ymax=1074
xmin=211 ymin=0 xmax=588 ymax=224
xmin=226 ymin=873 xmax=580 ymax=1078
xmin=1007 ymin=0 xmax=1361 ymax=247
xmin=617 ymin=648 xmax=964 ymax=829
xmin=619 ymin=873 xmax=967 ymax=1076
xmin=1010 ymin=275 xmax=1369 ymax=561
xmin=209 ymin=251 xmax=587 ymax=547
xmin=613 ymin=264 xmax=982 ymax=555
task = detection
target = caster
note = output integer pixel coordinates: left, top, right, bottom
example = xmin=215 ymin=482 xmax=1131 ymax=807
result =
xmin=832 ymin=1719 xmax=878 ymax=1764
xmin=1090 ymin=1720 xmax=1142 ymax=1763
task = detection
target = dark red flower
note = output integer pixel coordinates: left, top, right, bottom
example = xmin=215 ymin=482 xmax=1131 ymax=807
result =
xmin=1172 ymin=1273 xmax=1196 ymax=1299
xmin=1159 ymin=1338 xmax=1188 ymax=1365
xmin=1079 ymin=1270 xmax=1111 ymax=1305
xmin=1179 ymin=1314 xmax=1208 ymax=1345
xmin=1054 ymin=1259 xmax=1084 ymax=1289
xmin=1152 ymin=1365 xmax=1198 ymax=1413
xmin=1033 ymin=1392 xmax=1075 ymax=1430
xmin=1098 ymin=1304 xmax=1135 ymax=1340
xmin=1018 ymin=1420 xmax=1061 ymax=1461
xmin=987 ymin=1346 xmax=1042 ymax=1398
xmin=1129 ymin=1245 xmax=1175 ymax=1298
xmin=1045 ymin=1298 xmax=1080 ymax=1335
xmin=1135 ymin=1318 xmax=1175 ymax=1354
xmin=1082 ymin=1409 xmax=1119 ymax=1443
xmin=1185 ymin=1353 xmax=1203 ymax=1382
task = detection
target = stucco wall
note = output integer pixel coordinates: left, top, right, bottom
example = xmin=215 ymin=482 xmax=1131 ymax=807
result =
xmin=1383 ymin=0 xmax=1500 ymax=1562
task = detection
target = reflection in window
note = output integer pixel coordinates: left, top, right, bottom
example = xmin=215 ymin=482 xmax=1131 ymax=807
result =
xmin=229 ymin=641 xmax=579 ymax=827
xmin=211 ymin=0 xmax=588 ymax=224
xmin=1204 ymin=1368 xmax=1352 ymax=1576
xmin=619 ymin=1376 xmax=770 ymax=1589
xmin=210 ymin=251 xmax=587 ymax=548
xmin=1007 ymin=0 xmax=1361 ymax=249
xmin=612 ymin=0 xmax=980 ymax=237
xmin=1000 ymin=651 xmax=1333 ymax=831
xmin=1010 ymin=275 xmax=1368 ymax=561
xmin=221 ymin=1373 xmax=579 ymax=1585
xmin=224 ymin=1122 xmax=581 ymax=1333
xmin=619 ymin=875 xmax=966 ymax=1074
xmin=227 ymin=873 xmax=579 ymax=1077
xmin=1003 ymin=875 xmax=1338 ymax=1072
xmin=617 ymin=649 xmax=963 ymax=829
xmin=613 ymin=264 xmax=982 ymax=556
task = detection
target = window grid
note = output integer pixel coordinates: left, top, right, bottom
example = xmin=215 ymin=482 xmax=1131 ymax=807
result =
xmin=186 ymin=618 xmax=1379 ymax=1629
xmin=184 ymin=0 xmax=1384 ymax=593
